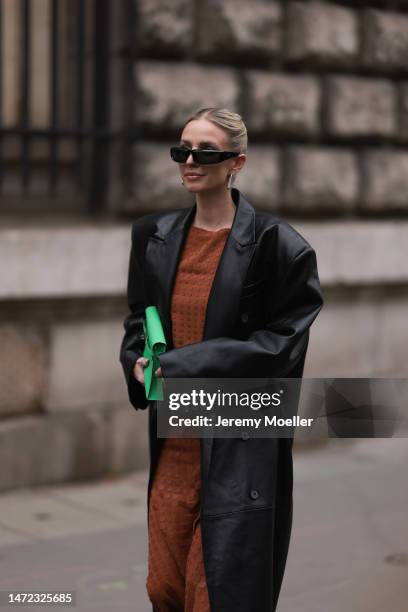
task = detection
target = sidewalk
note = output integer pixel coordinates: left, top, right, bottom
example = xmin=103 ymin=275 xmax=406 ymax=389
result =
xmin=0 ymin=439 xmax=407 ymax=611
xmin=0 ymin=470 xmax=151 ymax=611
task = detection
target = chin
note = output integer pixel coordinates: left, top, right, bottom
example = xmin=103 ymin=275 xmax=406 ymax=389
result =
xmin=184 ymin=182 xmax=222 ymax=194
xmin=184 ymin=184 xmax=207 ymax=193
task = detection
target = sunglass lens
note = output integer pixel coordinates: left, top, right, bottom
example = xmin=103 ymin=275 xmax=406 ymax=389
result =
xmin=170 ymin=147 xmax=189 ymax=162
xmin=195 ymin=150 xmax=222 ymax=164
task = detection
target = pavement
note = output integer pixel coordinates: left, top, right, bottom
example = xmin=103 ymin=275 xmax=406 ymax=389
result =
xmin=0 ymin=438 xmax=407 ymax=612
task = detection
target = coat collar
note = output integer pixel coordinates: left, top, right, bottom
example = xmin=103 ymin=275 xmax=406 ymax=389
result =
xmin=144 ymin=188 xmax=257 ymax=349
xmin=152 ymin=187 xmax=256 ymax=247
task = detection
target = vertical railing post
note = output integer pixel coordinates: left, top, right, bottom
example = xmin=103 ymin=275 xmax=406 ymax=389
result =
xmin=21 ymin=0 xmax=31 ymax=191
xmin=49 ymin=0 xmax=59 ymax=194
xmin=90 ymin=0 xmax=111 ymax=214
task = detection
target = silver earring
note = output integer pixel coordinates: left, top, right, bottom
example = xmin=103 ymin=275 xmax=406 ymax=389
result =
xmin=181 ymin=178 xmax=184 ymax=186
xmin=227 ymin=173 xmax=233 ymax=190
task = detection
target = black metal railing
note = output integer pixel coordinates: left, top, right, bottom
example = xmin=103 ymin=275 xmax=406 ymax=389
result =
xmin=0 ymin=0 xmax=131 ymax=215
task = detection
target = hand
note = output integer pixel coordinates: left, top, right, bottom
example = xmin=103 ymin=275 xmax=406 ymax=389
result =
xmin=133 ymin=357 xmax=149 ymax=385
xmin=155 ymin=367 xmax=162 ymax=378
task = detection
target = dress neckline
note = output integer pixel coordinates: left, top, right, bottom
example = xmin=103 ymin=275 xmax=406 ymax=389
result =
xmin=190 ymin=225 xmax=231 ymax=233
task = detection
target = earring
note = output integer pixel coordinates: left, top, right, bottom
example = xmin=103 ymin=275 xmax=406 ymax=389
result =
xmin=227 ymin=173 xmax=233 ymax=190
xmin=181 ymin=178 xmax=184 ymax=186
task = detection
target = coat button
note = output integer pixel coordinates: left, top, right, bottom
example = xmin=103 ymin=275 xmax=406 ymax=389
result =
xmin=241 ymin=312 xmax=249 ymax=323
xmin=241 ymin=431 xmax=249 ymax=440
xmin=250 ymin=489 xmax=259 ymax=500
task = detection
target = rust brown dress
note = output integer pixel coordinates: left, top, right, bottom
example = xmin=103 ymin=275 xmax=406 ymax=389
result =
xmin=146 ymin=224 xmax=231 ymax=612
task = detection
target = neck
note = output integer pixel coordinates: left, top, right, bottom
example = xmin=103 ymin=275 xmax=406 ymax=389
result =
xmin=193 ymin=187 xmax=237 ymax=230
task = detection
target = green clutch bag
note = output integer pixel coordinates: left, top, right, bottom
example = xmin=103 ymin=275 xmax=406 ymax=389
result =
xmin=142 ymin=306 xmax=167 ymax=401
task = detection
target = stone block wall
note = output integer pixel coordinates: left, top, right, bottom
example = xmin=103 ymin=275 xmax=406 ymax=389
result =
xmin=126 ymin=0 xmax=408 ymax=216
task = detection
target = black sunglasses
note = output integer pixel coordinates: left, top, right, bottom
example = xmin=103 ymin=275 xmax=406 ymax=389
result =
xmin=170 ymin=146 xmax=240 ymax=165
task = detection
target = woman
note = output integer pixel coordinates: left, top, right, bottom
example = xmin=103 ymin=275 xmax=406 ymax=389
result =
xmin=119 ymin=107 xmax=324 ymax=611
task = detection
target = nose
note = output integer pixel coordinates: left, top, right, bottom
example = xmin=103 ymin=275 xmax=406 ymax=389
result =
xmin=185 ymin=152 xmax=200 ymax=165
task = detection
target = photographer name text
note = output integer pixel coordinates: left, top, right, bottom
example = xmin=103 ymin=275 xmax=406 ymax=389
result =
xmin=168 ymin=415 xmax=314 ymax=428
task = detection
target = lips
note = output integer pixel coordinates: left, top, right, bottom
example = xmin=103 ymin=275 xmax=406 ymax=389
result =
xmin=185 ymin=174 xmax=204 ymax=177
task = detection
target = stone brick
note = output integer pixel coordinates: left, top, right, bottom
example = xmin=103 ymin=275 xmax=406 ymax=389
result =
xmin=0 ymin=325 xmax=46 ymax=418
xmin=362 ymin=9 xmax=408 ymax=71
xmin=196 ymin=0 xmax=282 ymax=61
xmin=135 ymin=61 xmax=240 ymax=134
xmin=0 ymin=403 xmax=150 ymax=492
xmin=362 ymin=149 xmax=408 ymax=211
xmin=307 ymin=294 xmax=408 ymax=377
xmin=130 ymin=141 xmax=192 ymax=212
xmin=304 ymin=298 xmax=379 ymax=377
xmin=137 ymin=0 xmax=193 ymax=55
xmin=0 ymin=226 xmax=130 ymax=299
xmin=294 ymin=221 xmax=408 ymax=287
xmin=326 ymin=76 xmax=397 ymax=138
xmin=284 ymin=147 xmax=359 ymax=212
xmin=0 ymin=411 xmax=109 ymax=491
xmin=45 ymin=320 xmax=130 ymax=412
xmin=235 ymin=145 xmax=281 ymax=210
xmin=287 ymin=1 xmax=358 ymax=66
xmin=375 ymin=299 xmax=408 ymax=376
xmin=246 ymin=71 xmax=320 ymax=136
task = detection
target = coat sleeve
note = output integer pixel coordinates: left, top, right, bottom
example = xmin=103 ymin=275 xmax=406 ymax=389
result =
xmin=158 ymin=246 xmax=324 ymax=379
xmin=119 ymin=223 xmax=150 ymax=410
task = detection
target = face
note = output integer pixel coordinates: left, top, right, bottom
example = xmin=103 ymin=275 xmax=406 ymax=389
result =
xmin=177 ymin=118 xmax=246 ymax=193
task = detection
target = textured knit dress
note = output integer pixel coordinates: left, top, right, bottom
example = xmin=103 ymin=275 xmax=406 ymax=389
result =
xmin=146 ymin=223 xmax=231 ymax=612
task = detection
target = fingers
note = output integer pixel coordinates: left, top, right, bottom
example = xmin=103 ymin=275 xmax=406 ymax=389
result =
xmin=133 ymin=357 xmax=149 ymax=385
xmin=133 ymin=358 xmax=162 ymax=384
xmin=136 ymin=357 xmax=149 ymax=367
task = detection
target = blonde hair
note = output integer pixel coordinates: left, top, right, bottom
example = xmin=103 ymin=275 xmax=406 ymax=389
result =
xmin=181 ymin=107 xmax=248 ymax=154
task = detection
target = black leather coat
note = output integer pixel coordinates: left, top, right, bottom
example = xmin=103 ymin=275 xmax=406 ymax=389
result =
xmin=119 ymin=187 xmax=324 ymax=611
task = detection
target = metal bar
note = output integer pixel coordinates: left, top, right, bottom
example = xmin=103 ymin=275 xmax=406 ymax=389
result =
xmin=0 ymin=0 xmax=3 ymax=192
xmin=21 ymin=0 xmax=31 ymax=191
xmin=0 ymin=127 xmax=125 ymax=137
xmin=90 ymin=0 xmax=111 ymax=213
xmin=49 ymin=0 xmax=59 ymax=194
xmin=126 ymin=0 xmax=137 ymax=196
xmin=75 ymin=0 xmax=85 ymax=192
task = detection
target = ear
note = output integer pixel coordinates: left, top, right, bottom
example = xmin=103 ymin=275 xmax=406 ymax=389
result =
xmin=232 ymin=153 xmax=246 ymax=173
